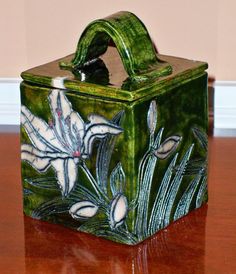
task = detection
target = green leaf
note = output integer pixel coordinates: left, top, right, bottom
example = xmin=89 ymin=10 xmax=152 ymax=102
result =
xmin=174 ymin=174 xmax=202 ymax=220
xmin=24 ymin=177 xmax=61 ymax=197
xmin=23 ymin=188 xmax=33 ymax=196
xmin=196 ymin=176 xmax=207 ymax=208
xmin=70 ymin=184 xmax=101 ymax=205
xmin=157 ymin=144 xmax=194 ymax=229
xmin=96 ymin=110 xmax=124 ymax=195
xmin=25 ymin=177 xmax=59 ymax=190
xmin=148 ymin=154 xmax=178 ymax=235
xmin=32 ymin=198 xmax=72 ymax=219
xmin=175 ymin=158 xmax=206 ymax=176
xmin=135 ymin=127 xmax=163 ymax=240
xmin=110 ymin=163 xmax=126 ymax=196
xmin=192 ymin=127 xmax=208 ymax=151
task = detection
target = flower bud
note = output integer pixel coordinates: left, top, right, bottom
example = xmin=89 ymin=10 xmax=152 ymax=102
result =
xmin=109 ymin=193 xmax=128 ymax=229
xmin=154 ymin=135 xmax=181 ymax=159
xmin=69 ymin=201 xmax=98 ymax=220
xmin=147 ymin=100 xmax=157 ymax=134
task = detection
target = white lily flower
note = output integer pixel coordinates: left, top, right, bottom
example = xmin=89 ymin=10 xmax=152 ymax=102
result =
xmin=21 ymin=89 xmax=123 ymax=197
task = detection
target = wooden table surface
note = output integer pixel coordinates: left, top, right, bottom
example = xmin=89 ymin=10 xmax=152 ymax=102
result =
xmin=0 ymin=133 xmax=235 ymax=274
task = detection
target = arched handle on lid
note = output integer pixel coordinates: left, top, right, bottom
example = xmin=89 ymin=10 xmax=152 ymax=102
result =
xmin=60 ymin=11 xmax=172 ymax=85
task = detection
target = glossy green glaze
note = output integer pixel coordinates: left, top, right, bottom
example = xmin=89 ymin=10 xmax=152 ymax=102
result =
xmin=20 ymin=11 xmax=208 ymax=245
xmin=60 ymin=11 xmax=172 ymax=86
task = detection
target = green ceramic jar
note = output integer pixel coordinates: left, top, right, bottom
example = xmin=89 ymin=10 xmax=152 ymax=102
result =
xmin=20 ymin=11 xmax=208 ymax=245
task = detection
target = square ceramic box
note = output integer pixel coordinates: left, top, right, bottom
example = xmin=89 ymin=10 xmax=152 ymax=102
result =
xmin=20 ymin=11 xmax=208 ymax=245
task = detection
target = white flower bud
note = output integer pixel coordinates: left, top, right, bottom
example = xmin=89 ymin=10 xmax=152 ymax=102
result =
xmin=155 ymin=135 xmax=181 ymax=159
xmin=109 ymin=193 xmax=128 ymax=229
xmin=69 ymin=201 xmax=98 ymax=220
xmin=147 ymin=100 xmax=157 ymax=134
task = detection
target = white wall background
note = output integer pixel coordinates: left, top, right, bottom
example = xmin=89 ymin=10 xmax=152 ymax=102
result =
xmin=1 ymin=0 xmax=236 ymax=79
xmin=0 ymin=79 xmax=20 ymax=125
xmin=214 ymin=82 xmax=236 ymax=131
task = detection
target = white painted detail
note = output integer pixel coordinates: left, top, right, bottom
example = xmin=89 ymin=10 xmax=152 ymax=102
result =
xmin=109 ymin=193 xmax=128 ymax=229
xmin=51 ymin=77 xmax=67 ymax=89
xmin=113 ymin=194 xmax=127 ymax=222
xmin=147 ymin=100 xmax=157 ymax=134
xmin=155 ymin=135 xmax=181 ymax=159
xmin=83 ymin=123 xmax=122 ymax=156
xmin=20 ymin=89 xmax=123 ymax=197
xmin=69 ymin=201 xmax=98 ymax=219
xmin=81 ymin=72 xmax=86 ymax=82
xmin=77 ymin=70 xmax=86 ymax=82
xmin=214 ymin=81 xmax=236 ymax=130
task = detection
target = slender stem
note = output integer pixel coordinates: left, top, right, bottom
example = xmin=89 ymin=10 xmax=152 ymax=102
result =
xmin=80 ymin=162 xmax=109 ymax=203
xmin=135 ymin=128 xmax=163 ymax=238
xmin=142 ymin=154 xmax=157 ymax=237
xmin=135 ymin=151 xmax=152 ymax=237
xmin=149 ymin=133 xmax=154 ymax=149
xmin=136 ymin=150 xmax=152 ymax=197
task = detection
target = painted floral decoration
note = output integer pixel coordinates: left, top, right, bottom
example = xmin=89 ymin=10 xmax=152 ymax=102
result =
xmin=21 ymin=89 xmax=123 ymax=197
xmin=21 ymin=96 xmax=207 ymax=244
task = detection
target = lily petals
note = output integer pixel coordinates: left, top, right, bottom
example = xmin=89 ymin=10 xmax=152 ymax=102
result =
xmin=21 ymin=106 xmax=65 ymax=152
xmin=109 ymin=193 xmax=128 ymax=229
xmin=70 ymin=111 xmax=85 ymax=141
xmin=69 ymin=201 xmax=98 ymax=220
xmin=51 ymin=158 xmax=77 ymax=197
xmin=21 ymin=89 xmax=125 ymax=200
xmin=48 ymin=90 xmax=73 ymax=143
xmin=21 ymin=144 xmax=68 ymax=159
xmin=83 ymin=124 xmax=123 ymax=157
xmin=87 ymin=114 xmax=109 ymax=124
xmin=154 ymin=135 xmax=181 ymax=159
xmin=48 ymin=89 xmax=72 ymax=119
xmin=22 ymin=144 xmax=45 ymax=157
xmin=21 ymin=146 xmax=51 ymax=172
xmin=110 ymin=163 xmax=126 ymax=196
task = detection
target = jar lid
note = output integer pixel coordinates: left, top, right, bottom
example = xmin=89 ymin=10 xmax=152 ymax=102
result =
xmin=21 ymin=11 xmax=208 ymax=102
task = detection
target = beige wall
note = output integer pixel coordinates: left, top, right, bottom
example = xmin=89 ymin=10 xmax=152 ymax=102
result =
xmin=1 ymin=0 xmax=235 ymax=80
xmin=0 ymin=0 xmax=27 ymax=76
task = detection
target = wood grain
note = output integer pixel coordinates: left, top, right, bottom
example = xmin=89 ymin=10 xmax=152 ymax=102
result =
xmin=0 ymin=133 xmax=235 ymax=274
